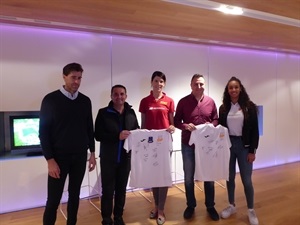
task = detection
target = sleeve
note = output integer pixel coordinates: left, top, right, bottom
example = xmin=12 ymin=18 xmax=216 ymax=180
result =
xmin=211 ymin=101 xmax=219 ymax=127
xmin=124 ymin=130 xmax=138 ymax=152
xmin=123 ymin=134 xmax=131 ymax=153
xmin=168 ymin=132 xmax=173 ymax=151
xmin=218 ymin=105 xmax=227 ymax=127
xmin=169 ymin=98 xmax=175 ymax=113
xmin=139 ymin=98 xmax=146 ymax=113
xmin=223 ymin=126 xmax=231 ymax=148
xmin=174 ymin=99 xmax=185 ymax=130
xmin=131 ymin=109 xmax=140 ymax=129
xmin=188 ymin=130 xmax=195 ymax=146
xmin=39 ymin=95 xmax=54 ymax=160
xmin=94 ymin=109 xmax=119 ymax=143
xmin=87 ymin=98 xmax=95 ymax=152
xmin=249 ymin=104 xmax=259 ymax=153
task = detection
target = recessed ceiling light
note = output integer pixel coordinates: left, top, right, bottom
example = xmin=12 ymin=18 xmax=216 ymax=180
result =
xmin=162 ymin=0 xmax=299 ymax=27
xmin=216 ymin=5 xmax=243 ymax=15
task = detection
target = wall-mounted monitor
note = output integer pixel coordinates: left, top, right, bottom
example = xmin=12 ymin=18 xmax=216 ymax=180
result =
xmin=1 ymin=111 xmax=42 ymax=156
xmin=10 ymin=115 xmax=40 ymax=150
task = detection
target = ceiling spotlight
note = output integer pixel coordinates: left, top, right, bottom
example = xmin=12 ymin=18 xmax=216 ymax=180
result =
xmin=216 ymin=5 xmax=243 ymax=15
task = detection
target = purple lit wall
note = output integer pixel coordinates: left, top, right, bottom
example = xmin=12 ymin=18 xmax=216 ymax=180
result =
xmin=0 ymin=23 xmax=299 ymax=213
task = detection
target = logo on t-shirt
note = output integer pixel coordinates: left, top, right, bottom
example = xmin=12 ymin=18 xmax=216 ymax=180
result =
xmin=148 ymin=136 xmax=153 ymax=143
xmin=157 ymin=135 xmax=163 ymax=142
xmin=149 ymin=107 xmax=166 ymax=110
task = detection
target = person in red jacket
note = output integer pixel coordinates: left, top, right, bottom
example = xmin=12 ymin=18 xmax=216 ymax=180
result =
xmin=139 ymin=71 xmax=175 ymax=225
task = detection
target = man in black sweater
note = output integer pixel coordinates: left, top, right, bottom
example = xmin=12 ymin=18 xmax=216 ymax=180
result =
xmin=39 ymin=62 xmax=96 ymax=225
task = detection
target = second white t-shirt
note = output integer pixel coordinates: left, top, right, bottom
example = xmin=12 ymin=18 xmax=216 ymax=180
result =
xmin=189 ymin=124 xmax=231 ymax=181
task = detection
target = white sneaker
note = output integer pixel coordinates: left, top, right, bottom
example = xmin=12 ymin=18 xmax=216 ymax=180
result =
xmin=248 ymin=209 xmax=259 ymax=225
xmin=220 ymin=204 xmax=236 ymax=219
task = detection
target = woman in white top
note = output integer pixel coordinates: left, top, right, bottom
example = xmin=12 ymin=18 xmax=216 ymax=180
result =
xmin=218 ymin=76 xmax=259 ymax=225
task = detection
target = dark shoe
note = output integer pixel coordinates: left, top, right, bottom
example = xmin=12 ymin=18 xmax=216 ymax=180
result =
xmin=114 ymin=217 xmax=125 ymax=225
xmin=183 ymin=207 xmax=195 ymax=219
xmin=149 ymin=210 xmax=158 ymax=219
xmin=207 ymin=207 xmax=220 ymax=221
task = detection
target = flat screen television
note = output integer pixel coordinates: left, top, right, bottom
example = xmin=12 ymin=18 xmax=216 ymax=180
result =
xmin=2 ymin=111 xmax=43 ymax=156
xmin=10 ymin=115 xmax=41 ymax=149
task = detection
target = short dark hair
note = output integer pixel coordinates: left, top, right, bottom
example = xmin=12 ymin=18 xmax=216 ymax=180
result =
xmin=151 ymin=71 xmax=166 ymax=82
xmin=63 ymin=63 xmax=83 ymax=75
xmin=111 ymin=84 xmax=127 ymax=94
xmin=191 ymin=74 xmax=204 ymax=82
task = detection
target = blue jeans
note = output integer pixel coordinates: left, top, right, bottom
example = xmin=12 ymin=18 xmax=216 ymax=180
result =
xmin=227 ymin=136 xmax=254 ymax=209
xmin=181 ymin=143 xmax=215 ymax=209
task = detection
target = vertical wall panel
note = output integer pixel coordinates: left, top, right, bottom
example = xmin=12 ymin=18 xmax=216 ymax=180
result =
xmin=276 ymin=54 xmax=300 ymax=164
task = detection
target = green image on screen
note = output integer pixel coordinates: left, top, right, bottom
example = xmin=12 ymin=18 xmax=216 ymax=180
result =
xmin=13 ymin=118 xmax=40 ymax=147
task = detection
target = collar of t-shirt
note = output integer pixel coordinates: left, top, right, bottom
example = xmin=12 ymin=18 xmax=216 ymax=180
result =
xmin=150 ymin=90 xmax=166 ymax=100
xmin=60 ymin=86 xmax=78 ymax=100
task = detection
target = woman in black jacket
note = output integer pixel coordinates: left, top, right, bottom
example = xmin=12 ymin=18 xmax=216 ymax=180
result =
xmin=218 ymin=77 xmax=259 ymax=225
xmin=95 ymin=84 xmax=139 ymax=225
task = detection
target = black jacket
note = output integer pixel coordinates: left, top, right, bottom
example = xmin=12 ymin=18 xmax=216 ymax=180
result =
xmin=94 ymin=101 xmax=139 ymax=163
xmin=219 ymin=102 xmax=259 ymax=154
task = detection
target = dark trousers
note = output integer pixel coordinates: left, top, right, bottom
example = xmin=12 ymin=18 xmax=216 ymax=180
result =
xmin=100 ymin=156 xmax=130 ymax=223
xmin=43 ymin=152 xmax=87 ymax=225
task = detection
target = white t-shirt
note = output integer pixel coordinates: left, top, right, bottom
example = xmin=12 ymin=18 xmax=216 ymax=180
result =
xmin=189 ymin=124 xmax=231 ymax=181
xmin=227 ymin=102 xmax=244 ymax=136
xmin=124 ymin=129 xmax=173 ymax=188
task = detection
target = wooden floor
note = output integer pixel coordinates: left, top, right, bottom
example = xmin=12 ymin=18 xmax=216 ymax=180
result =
xmin=1 ymin=161 xmax=300 ymax=225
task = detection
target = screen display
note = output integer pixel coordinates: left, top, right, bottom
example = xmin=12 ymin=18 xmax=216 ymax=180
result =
xmin=11 ymin=117 xmax=40 ymax=148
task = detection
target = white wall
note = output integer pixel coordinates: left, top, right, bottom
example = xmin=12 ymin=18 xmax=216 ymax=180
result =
xmin=0 ymin=23 xmax=299 ymax=213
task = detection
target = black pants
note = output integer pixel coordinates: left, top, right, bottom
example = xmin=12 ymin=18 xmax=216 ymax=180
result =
xmin=100 ymin=156 xmax=130 ymax=223
xmin=43 ymin=152 xmax=87 ymax=225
